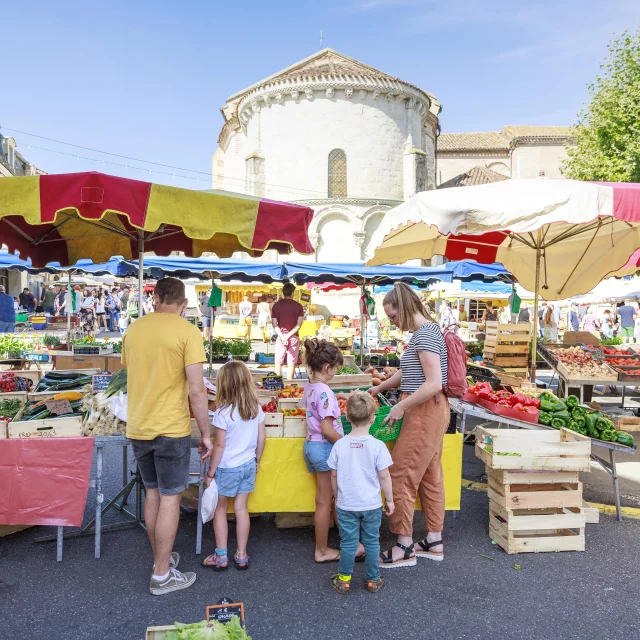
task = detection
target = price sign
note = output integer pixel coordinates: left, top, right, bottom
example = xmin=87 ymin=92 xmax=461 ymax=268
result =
xmin=45 ymin=399 xmax=73 ymax=416
xmin=261 ymin=374 xmax=283 ymax=391
xmin=206 ymin=597 xmax=245 ymax=627
xmin=92 ymin=374 xmax=112 ymax=393
xmin=590 ymin=349 xmax=605 ymax=362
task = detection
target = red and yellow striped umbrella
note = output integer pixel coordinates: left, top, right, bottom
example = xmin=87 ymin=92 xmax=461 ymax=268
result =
xmin=0 ymin=172 xmax=314 ymax=266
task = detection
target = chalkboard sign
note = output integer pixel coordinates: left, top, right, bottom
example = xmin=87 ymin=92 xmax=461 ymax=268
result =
xmin=261 ymin=374 xmax=283 ymax=391
xmin=92 ymin=374 xmax=112 ymax=393
xmin=206 ymin=597 xmax=245 ymax=626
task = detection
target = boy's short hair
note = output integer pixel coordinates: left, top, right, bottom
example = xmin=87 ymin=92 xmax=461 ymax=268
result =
xmin=346 ymin=391 xmax=377 ymax=426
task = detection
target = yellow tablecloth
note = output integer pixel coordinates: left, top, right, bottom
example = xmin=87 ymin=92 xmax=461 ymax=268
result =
xmin=243 ymin=434 xmax=462 ymax=512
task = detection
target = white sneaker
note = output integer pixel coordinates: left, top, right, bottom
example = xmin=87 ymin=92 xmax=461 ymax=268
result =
xmin=150 ymin=567 xmax=196 ymax=596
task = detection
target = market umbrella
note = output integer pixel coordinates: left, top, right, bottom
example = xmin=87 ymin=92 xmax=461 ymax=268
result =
xmin=0 ymin=171 xmax=314 ymax=321
xmin=367 ymin=179 xmax=640 ymax=378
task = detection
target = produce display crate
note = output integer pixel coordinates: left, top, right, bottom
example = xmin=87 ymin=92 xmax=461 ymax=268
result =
xmin=475 ymin=426 xmax=591 ymax=471
xmin=283 ymin=416 xmax=307 ymax=437
xmin=608 ymin=363 xmax=640 ymax=383
xmin=466 ymin=364 xmax=502 ymax=390
xmin=0 ymin=370 xmax=42 ymax=392
xmin=556 ymin=361 xmax=618 ymax=384
xmin=264 ymin=412 xmax=283 ymax=426
xmin=483 ymin=322 xmax=531 ymax=368
xmin=72 ymin=345 xmax=113 ymax=355
xmin=265 ymin=423 xmax=284 ymax=438
xmin=278 ymin=397 xmax=302 ymax=411
xmin=489 ymin=501 xmax=585 ymax=554
xmin=488 ymin=470 xmax=583 ymax=510
xmin=8 ymin=412 xmax=83 ymax=438
xmin=327 ymin=373 xmax=372 ymax=388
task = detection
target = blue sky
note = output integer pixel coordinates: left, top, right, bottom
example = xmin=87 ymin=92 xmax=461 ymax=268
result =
xmin=2 ymin=0 xmax=639 ymax=189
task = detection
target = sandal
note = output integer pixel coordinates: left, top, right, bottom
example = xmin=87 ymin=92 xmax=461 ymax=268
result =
xmin=415 ymin=537 xmax=444 ymax=562
xmin=379 ymin=542 xmax=416 ymax=568
xmin=203 ymin=553 xmax=229 ymax=571
xmin=364 ymin=577 xmax=385 ymax=593
xmin=329 ymin=574 xmax=351 ymax=595
xmin=314 ymin=551 xmax=340 ymax=564
xmin=234 ymin=552 xmax=250 ymax=570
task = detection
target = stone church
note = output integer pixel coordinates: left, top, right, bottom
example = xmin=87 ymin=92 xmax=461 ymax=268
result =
xmin=212 ymin=49 xmax=571 ymax=262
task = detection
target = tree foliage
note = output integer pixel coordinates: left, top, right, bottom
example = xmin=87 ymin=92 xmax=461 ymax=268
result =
xmin=562 ymin=28 xmax=640 ymax=182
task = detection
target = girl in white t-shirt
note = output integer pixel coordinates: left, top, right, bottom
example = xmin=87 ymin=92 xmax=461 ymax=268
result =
xmin=203 ymin=361 xmax=266 ymax=571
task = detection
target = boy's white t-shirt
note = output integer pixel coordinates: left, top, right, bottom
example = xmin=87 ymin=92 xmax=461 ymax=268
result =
xmin=212 ymin=404 xmax=265 ymax=469
xmin=327 ymin=434 xmax=393 ymax=511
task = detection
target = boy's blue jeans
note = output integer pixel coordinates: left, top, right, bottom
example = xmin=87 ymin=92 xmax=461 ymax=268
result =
xmin=337 ymin=507 xmax=382 ymax=582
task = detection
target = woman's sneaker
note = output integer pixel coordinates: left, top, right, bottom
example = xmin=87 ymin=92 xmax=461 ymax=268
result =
xmin=150 ymin=568 xmax=196 ymax=596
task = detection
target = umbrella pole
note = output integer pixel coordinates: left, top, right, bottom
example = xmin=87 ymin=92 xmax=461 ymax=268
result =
xmin=208 ymin=275 xmax=214 ymax=377
xmin=531 ymin=243 xmax=542 ymax=383
xmin=361 ymin=284 xmax=366 ymax=368
xmin=138 ymin=234 xmax=144 ymax=319
xmin=67 ymin=270 xmax=72 ymax=349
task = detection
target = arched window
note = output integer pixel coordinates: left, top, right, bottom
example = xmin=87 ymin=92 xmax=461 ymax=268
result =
xmin=328 ymin=149 xmax=347 ymax=198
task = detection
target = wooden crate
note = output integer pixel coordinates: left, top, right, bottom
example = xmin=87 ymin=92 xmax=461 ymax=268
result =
xmin=53 ymin=354 xmax=108 ymax=370
xmin=327 ymin=373 xmax=372 ymax=388
xmin=264 ymin=412 xmax=283 ymax=426
xmin=490 ymin=469 xmax=580 ymax=485
xmin=31 ymin=369 xmax=101 ymax=396
xmin=0 ymin=392 xmax=29 ymax=438
xmin=1 ymin=370 xmax=43 ymax=389
xmin=483 ymin=322 xmax=530 ymax=368
xmin=489 ymin=500 xmax=585 ymax=553
xmin=278 ymin=397 xmax=302 ymax=411
xmin=475 ymin=426 xmax=591 ymax=471
xmin=615 ymin=416 xmax=640 ymax=433
xmin=488 ymin=472 xmax=583 ymax=510
xmin=283 ymin=416 xmax=307 ymax=437
xmin=8 ymin=414 xmax=83 ymax=438
xmin=265 ymin=424 xmax=284 ymax=438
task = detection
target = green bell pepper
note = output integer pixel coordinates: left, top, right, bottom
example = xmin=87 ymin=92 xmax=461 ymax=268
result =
xmin=552 ymin=400 xmax=568 ymax=412
xmin=573 ymin=416 xmax=586 ymax=429
xmin=551 ymin=418 xmax=565 ymax=429
xmin=571 ymin=406 xmax=587 ymax=418
xmin=538 ymin=391 xmax=557 ymax=403
xmin=551 ymin=409 xmax=571 ymax=423
xmin=596 ymin=417 xmax=616 ymax=435
xmin=539 ymin=399 xmax=557 ymax=413
xmin=600 ymin=430 xmax=617 ymax=442
xmin=565 ymin=395 xmax=579 ymax=408
xmin=538 ymin=411 xmax=553 ymax=426
xmin=616 ymin=431 xmax=635 ymax=447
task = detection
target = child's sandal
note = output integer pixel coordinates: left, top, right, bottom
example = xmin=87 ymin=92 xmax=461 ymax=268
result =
xmin=329 ymin=575 xmax=351 ymax=595
xmin=364 ymin=577 xmax=385 ymax=593
xmin=203 ymin=553 xmax=228 ymax=571
xmin=234 ymin=552 xmax=250 ymax=570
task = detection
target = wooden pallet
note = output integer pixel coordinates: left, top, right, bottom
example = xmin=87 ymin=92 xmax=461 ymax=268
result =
xmin=489 ymin=500 xmax=585 ymax=553
xmin=476 ymin=426 xmax=591 ymax=472
xmin=484 ymin=322 xmax=531 ymax=368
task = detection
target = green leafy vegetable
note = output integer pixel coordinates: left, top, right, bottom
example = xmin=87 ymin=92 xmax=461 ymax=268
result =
xmin=172 ymin=617 xmax=251 ymax=640
xmin=338 ymin=365 xmax=359 ymax=375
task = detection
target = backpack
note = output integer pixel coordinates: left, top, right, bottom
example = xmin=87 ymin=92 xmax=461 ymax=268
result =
xmin=441 ymin=325 xmax=467 ymax=398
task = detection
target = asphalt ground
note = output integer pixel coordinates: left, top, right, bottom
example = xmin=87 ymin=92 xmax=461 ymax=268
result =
xmin=2 ymin=440 xmax=640 ymax=640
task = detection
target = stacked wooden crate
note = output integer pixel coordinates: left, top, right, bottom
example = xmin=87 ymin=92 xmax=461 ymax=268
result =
xmin=476 ymin=426 xmax=591 ymax=554
xmin=483 ymin=321 xmax=531 ymax=376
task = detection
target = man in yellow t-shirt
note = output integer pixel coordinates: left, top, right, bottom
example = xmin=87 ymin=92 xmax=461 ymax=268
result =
xmin=122 ymin=277 xmax=212 ymax=596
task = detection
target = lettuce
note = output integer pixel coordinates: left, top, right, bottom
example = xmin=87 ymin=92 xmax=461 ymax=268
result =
xmin=172 ymin=617 xmax=251 ymax=640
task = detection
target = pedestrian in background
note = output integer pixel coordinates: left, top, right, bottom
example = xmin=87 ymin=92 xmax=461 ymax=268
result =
xmin=0 ymin=286 xmax=16 ymax=333
xmin=543 ymin=304 xmax=558 ymax=342
xmin=567 ymin=302 xmax=580 ymax=332
xmin=42 ymin=285 xmax=57 ymax=316
xmin=617 ymin=299 xmax=636 ymax=343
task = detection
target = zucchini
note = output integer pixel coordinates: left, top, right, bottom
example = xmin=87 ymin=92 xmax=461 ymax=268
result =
xmin=23 ymin=409 xmax=52 ymax=421
xmin=44 ymin=372 xmax=85 ymax=380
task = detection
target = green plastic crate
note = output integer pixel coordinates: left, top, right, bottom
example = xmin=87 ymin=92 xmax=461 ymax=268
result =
xmin=341 ymin=405 xmax=402 ymax=442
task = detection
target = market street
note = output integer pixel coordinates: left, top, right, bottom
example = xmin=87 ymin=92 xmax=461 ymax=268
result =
xmin=1 ymin=439 xmax=638 ymax=640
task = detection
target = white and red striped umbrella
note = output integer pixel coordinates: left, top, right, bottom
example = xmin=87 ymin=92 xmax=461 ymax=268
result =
xmin=368 ymin=179 xmax=640 ymax=301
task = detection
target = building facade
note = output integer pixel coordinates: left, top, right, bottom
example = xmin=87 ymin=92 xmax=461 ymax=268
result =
xmin=212 ymin=48 xmax=441 ymax=262
xmin=0 ymin=135 xmax=45 ymax=178
xmin=436 ymin=126 xmax=572 ymax=186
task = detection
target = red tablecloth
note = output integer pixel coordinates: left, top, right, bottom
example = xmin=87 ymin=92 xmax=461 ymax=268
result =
xmin=0 ymin=437 xmax=94 ymax=527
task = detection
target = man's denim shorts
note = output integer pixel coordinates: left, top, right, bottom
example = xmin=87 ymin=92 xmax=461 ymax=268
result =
xmin=303 ymin=440 xmax=334 ymax=474
xmin=215 ymin=459 xmax=257 ymax=497
xmin=130 ymin=435 xmax=191 ymax=496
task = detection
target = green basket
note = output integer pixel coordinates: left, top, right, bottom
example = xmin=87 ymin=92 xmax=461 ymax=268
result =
xmin=341 ymin=405 xmax=402 ymax=442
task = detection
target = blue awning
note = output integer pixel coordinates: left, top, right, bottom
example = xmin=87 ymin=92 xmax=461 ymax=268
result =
xmin=283 ymin=262 xmax=453 ymax=286
xmin=44 ymin=256 xmax=139 ymax=277
xmin=131 ymin=256 xmax=285 ymax=283
xmin=460 ymin=280 xmax=513 ymax=294
xmin=447 ymin=260 xmax=510 ymax=281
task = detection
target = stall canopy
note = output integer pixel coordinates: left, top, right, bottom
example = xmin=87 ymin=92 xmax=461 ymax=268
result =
xmin=0 ymin=250 xmax=56 ymax=275
xmin=44 ymin=256 xmax=139 ymax=278
xmin=283 ymin=262 xmax=454 ymax=287
xmin=129 ymin=256 xmax=285 ymax=283
xmin=447 ymin=260 xmax=511 ymax=282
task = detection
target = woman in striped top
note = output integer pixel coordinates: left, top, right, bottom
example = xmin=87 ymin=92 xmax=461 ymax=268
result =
xmin=368 ymin=283 xmax=449 ymax=568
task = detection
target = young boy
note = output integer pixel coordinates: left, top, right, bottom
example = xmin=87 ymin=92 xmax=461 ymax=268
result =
xmin=327 ymin=392 xmax=394 ymax=594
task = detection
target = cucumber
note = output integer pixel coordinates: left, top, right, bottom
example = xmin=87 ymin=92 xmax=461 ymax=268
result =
xmin=24 ymin=409 xmax=51 ymax=421
xmin=45 ymin=372 xmax=84 ymax=380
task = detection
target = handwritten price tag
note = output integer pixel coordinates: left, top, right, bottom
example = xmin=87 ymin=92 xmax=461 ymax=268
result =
xmin=45 ymin=399 xmax=73 ymax=416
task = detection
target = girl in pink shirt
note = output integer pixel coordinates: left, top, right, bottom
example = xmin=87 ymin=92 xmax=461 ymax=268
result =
xmin=302 ymin=338 xmax=346 ymax=564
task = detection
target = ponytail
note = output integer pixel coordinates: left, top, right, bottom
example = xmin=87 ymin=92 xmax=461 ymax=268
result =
xmin=304 ymin=337 xmax=344 ymax=374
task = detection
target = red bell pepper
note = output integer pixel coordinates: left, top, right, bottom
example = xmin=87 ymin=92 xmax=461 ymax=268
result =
xmin=523 ymin=405 xmax=538 ymax=414
xmin=512 ymin=403 xmax=525 ymax=411
xmin=497 ymin=399 xmax=510 ymax=406
xmin=511 ymin=393 xmax=527 ymax=406
xmin=530 ymin=397 xmax=540 ymax=408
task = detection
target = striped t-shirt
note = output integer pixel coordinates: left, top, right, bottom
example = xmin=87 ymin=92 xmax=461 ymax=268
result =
xmin=400 ymin=322 xmax=448 ymax=394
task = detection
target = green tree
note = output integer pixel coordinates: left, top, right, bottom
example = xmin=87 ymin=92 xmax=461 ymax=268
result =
xmin=562 ymin=28 xmax=640 ymax=182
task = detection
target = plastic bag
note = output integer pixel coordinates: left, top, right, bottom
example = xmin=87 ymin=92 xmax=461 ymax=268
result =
xmin=111 ymin=391 xmax=128 ymax=422
xmin=201 ymin=479 xmax=219 ymax=524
